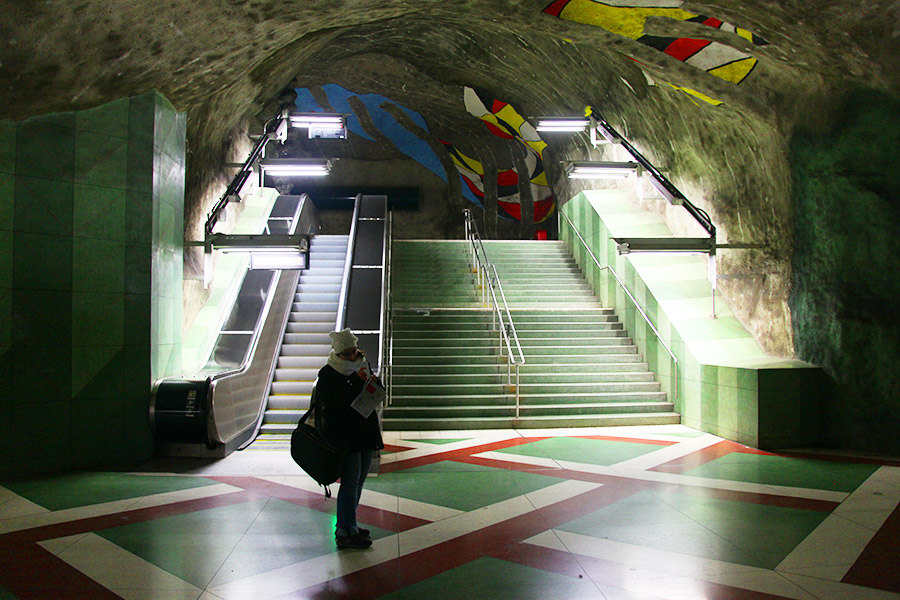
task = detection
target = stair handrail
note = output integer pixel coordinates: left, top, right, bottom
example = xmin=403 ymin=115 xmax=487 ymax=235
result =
xmin=559 ymin=209 xmax=678 ymax=400
xmin=463 ymin=210 xmax=526 ymax=415
xmin=381 ymin=205 xmax=394 ymax=405
xmin=336 ymin=194 xmax=362 ymax=331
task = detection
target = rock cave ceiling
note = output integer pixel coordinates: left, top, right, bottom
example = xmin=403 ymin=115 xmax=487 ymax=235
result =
xmin=3 ymin=0 xmax=899 ymax=361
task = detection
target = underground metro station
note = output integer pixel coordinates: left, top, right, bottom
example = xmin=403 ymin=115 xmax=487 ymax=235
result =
xmin=2 ymin=2 xmax=899 ymax=598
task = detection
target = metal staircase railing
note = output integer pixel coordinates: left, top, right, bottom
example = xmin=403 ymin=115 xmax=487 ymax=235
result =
xmin=463 ymin=209 xmax=526 ymax=416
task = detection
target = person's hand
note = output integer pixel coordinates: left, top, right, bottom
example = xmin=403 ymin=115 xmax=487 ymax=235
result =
xmin=355 ymin=368 xmax=368 ymax=380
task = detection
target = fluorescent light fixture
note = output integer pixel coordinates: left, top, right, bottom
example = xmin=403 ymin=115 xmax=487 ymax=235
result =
xmin=289 ymin=112 xmax=346 ymax=139
xmin=566 ymin=161 xmax=639 ymax=179
xmin=250 ymin=252 xmax=306 ymax=270
xmin=534 ymin=117 xmax=590 ymax=132
xmin=259 ymin=158 xmax=332 ymax=177
xmin=591 ymin=121 xmax=619 ymax=146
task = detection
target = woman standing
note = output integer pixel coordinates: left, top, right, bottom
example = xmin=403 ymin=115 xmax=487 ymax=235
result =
xmin=316 ymin=328 xmax=384 ymax=550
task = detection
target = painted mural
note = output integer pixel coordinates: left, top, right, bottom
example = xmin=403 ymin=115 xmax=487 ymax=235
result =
xmin=441 ymin=87 xmax=555 ymax=222
xmin=293 ymin=85 xmax=447 ymax=183
xmin=544 ymin=0 xmax=768 ymax=85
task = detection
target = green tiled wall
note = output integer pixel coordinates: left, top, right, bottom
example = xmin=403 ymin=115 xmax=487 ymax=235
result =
xmin=0 ymin=93 xmax=185 ymax=476
xmin=560 ymin=192 xmax=823 ymax=449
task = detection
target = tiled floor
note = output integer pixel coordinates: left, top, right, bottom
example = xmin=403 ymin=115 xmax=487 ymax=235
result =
xmin=2 ymin=425 xmax=899 ymax=600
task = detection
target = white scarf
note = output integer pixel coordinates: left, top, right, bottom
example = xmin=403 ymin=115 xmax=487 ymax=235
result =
xmin=326 ymin=351 xmax=369 ymax=377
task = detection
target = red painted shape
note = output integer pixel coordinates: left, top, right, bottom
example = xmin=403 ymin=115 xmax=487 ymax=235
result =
xmin=498 ymin=200 xmax=522 ymax=220
xmin=703 ymin=17 xmax=724 ymax=27
xmin=843 ymin=499 xmax=900 ymax=592
xmin=543 ymin=0 xmax=570 ymax=17
xmin=533 ymin=198 xmax=555 ymax=223
xmin=381 ymin=436 xmax=549 ymax=473
xmin=484 ymin=121 xmax=515 ymax=139
xmin=650 ymin=440 xmax=736 ymax=474
xmin=497 ymin=169 xmax=519 ymax=186
xmin=580 ymin=434 xmax=675 ymax=446
xmin=664 ymin=37 xmax=711 ymax=61
xmin=491 ymin=99 xmax=508 ymax=113
xmin=383 ymin=443 xmax=416 ymax=454
xmin=490 ymin=542 xmax=589 ymax=579
xmin=0 ymin=540 xmax=123 ymax=600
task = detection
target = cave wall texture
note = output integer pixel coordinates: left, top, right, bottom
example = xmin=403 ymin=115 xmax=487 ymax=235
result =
xmin=2 ymin=0 xmax=899 ymax=454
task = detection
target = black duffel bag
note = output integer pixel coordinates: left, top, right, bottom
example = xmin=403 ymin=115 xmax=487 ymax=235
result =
xmin=290 ymin=386 xmax=347 ymax=497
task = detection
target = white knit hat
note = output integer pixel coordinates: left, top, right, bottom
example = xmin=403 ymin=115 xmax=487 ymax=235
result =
xmin=329 ymin=328 xmax=359 ymax=354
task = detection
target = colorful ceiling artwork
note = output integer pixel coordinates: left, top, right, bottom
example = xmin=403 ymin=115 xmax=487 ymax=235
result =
xmin=440 ymin=87 xmax=555 ymax=222
xmin=544 ymin=0 xmax=769 ymax=85
xmin=293 ymin=84 xmax=447 ymax=182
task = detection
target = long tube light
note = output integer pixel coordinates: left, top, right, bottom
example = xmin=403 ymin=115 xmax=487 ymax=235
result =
xmin=259 ymin=158 xmax=332 ymax=177
xmin=289 ymin=112 xmax=346 ymax=139
xmin=534 ymin=117 xmax=591 ymax=132
xmin=566 ymin=161 xmax=639 ymax=179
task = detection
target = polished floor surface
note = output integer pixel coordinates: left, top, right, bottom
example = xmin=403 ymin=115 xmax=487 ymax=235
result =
xmin=1 ymin=426 xmax=899 ymax=600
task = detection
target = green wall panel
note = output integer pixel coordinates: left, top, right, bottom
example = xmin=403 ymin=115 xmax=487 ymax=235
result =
xmin=1 ymin=92 xmax=185 ymax=476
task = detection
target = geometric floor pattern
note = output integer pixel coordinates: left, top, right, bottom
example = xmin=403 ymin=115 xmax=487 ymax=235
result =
xmin=2 ymin=425 xmax=899 ymax=599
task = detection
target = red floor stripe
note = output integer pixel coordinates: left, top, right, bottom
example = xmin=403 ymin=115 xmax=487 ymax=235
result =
xmin=380 ymin=436 xmax=549 ymax=473
xmin=0 ymin=540 xmax=123 ymax=600
xmin=579 ymin=434 xmax=674 ymax=446
xmin=842 ymin=497 xmax=900 ymax=592
xmin=650 ymin=440 xmax=740 ymax=473
xmin=209 ymin=476 xmax=431 ymax=532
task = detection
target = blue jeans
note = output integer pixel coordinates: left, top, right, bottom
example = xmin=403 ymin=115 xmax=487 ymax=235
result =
xmin=335 ymin=449 xmax=374 ymax=537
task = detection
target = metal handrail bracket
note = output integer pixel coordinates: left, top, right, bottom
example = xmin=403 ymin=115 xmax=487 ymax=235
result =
xmin=559 ymin=208 xmax=678 ymax=400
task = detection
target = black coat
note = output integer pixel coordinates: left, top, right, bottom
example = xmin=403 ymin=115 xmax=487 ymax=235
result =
xmin=316 ymin=364 xmax=385 ymax=452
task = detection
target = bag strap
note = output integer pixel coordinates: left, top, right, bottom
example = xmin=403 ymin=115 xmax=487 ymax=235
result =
xmin=298 ymin=381 xmax=319 ymax=425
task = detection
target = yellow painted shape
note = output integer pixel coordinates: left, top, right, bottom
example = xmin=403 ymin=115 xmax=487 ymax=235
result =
xmin=449 ymin=146 xmax=485 ymax=174
xmin=666 ymin=83 xmax=723 ymax=106
xmin=707 ymin=56 xmax=757 ymax=84
xmin=559 ymin=0 xmax=696 ymax=39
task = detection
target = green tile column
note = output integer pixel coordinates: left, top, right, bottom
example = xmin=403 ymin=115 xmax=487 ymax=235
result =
xmin=0 ymin=93 xmax=185 ymax=476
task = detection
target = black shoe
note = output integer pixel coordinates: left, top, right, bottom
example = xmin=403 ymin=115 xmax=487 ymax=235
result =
xmin=336 ymin=534 xmax=372 ymax=550
xmin=358 ymin=527 xmax=370 ymax=539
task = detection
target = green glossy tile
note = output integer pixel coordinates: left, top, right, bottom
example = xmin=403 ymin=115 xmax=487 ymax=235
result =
xmin=12 ymin=400 xmax=71 ymax=465
xmin=123 ymin=293 xmax=151 ymax=346
xmin=0 ymin=172 xmax=12 ymax=230
xmin=73 ymin=237 xmax=124 ymax=293
xmin=685 ymin=452 xmax=879 ymax=492
xmin=5 ymin=472 xmax=217 ymax=511
xmin=125 ymin=189 xmax=152 ymax=243
xmin=0 ymin=230 xmax=10 ymax=289
xmin=365 ymin=461 xmax=563 ymax=511
xmin=122 ymin=344 xmax=151 ymax=394
xmin=497 ymin=436 xmax=660 ymax=466
xmin=72 ymin=344 xmax=123 ymax=399
xmin=121 ymin=393 xmax=154 ymax=456
xmin=74 ymin=131 xmax=128 ymax=189
xmin=98 ymin=498 xmax=266 ymax=588
xmin=73 ymin=183 xmax=126 ymax=241
xmin=72 ymin=291 xmax=124 ymax=347
xmin=76 ymin=97 xmax=130 ymax=139
xmin=126 ymin=140 xmax=153 ymax=194
xmin=70 ymin=396 xmax=125 ymax=456
xmin=0 ymin=120 xmax=14 ymax=174
xmin=7 ymin=345 xmax=70 ymax=401
xmin=0 ymin=289 xmax=10 ymax=353
xmin=14 ymin=176 xmax=74 ymax=236
xmin=407 ymin=438 xmax=472 ymax=445
xmin=127 ymin=94 xmax=156 ymax=146
xmin=379 ymin=557 xmax=604 ymax=600
xmin=16 ymin=115 xmax=75 ymax=183
xmin=124 ymin=242 xmax=151 ymax=295
xmin=12 ymin=286 xmax=71 ymax=345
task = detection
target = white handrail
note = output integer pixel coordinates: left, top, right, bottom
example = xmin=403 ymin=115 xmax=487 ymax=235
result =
xmin=463 ymin=210 xmax=525 ymax=416
xmin=559 ymin=208 xmax=678 ymax=400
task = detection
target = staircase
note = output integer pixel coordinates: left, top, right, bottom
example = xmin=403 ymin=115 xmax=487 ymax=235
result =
xmin=384 ymin=240 xmax=679 ymax=429
xmin=259 ymin=234 xmax=349 ymax=435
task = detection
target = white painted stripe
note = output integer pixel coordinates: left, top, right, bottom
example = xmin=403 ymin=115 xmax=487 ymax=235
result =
xmin=471 ymin=450 xmax=849 ymax=502
xmin=0 ymin=486 xmax=51 ymax=520
xmin=0 ymin=483 xmax=243 ymax=534
xmin=39 ymin=533 xmax=203 ymax=599
xmin=261 ymin=475 xmax=465 ymax=522
xmin=610 ymin=433 xmax=722 ymax=471
xmin=780 ymin=572 xmax=900 ymax=600
xmin=776 ymin=465 xmax=900 ymax=580
xmin=208 ymin=480 xmax=591 ymax=600
xmin=529 ymin=530 xmax=816 ymax=600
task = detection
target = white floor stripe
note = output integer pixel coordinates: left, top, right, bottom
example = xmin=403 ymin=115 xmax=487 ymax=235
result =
xmin=260 ymin=475 xmax=465 ymax=522
xmin=0 ymin=486 xmax=51 ymax=520
xmin=0 ymin=483 xmax=243 ymax=534
xmin=610 ymin=433 xmax=722 ymax=471
xmin=529 ymin=530 xmax=817 ymax=600
xmin=207 ymin=479 xmax=597 ymax=600
xmin=776 ymin=465 xmax=900 ymax=580
xmin=39 ymin=533 xmax=203 ymax=599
